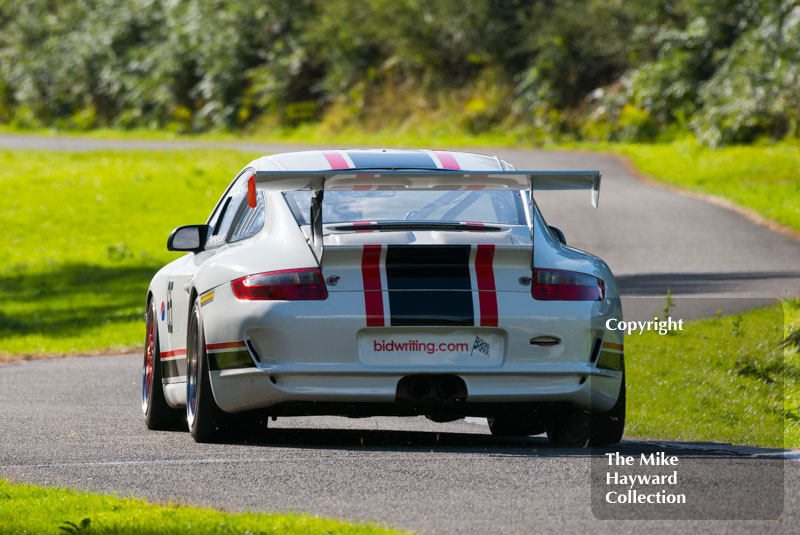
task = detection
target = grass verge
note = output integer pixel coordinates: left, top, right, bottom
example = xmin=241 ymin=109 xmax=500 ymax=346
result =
xmin=625 ymin=300 xmax=800 ymax=448
xmin=0 ymin=478 xmax=407 ymax=535
xmin=0 ymin=149 xmax=258 ymax=358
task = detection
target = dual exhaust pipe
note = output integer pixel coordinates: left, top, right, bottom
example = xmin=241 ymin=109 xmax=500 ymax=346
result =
xmin=396 ymin=374 xmax=467 ymax=404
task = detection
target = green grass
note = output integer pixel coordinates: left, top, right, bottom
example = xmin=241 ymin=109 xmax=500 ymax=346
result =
xmin=625 ymin=300 xmax=800 ymax=448
xmin=585 ymin=140 xmax=800 ymax=234
xmin=0 ymin=478 xmax=408 ymax=535
xmin=0 ymin=149 xmax=258 ymax=358
xmin=783 ymin=299 xmax=800 ymax=447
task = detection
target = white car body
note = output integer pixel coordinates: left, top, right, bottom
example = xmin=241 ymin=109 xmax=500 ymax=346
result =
xmin=142 ymin=149 xmax=625 ymax=444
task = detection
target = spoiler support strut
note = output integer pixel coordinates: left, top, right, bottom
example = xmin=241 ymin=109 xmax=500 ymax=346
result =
xmin=310 ymin=188 xmax=324 ymax=263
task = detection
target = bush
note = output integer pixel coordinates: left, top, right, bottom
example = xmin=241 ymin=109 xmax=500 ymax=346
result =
xmin=0 ymin=0 xmax=796 ymax=145
xmin=693 ymin=0 xmax=800 ymax=145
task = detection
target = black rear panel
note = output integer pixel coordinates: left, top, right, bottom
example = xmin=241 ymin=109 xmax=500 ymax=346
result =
xmin=385 ymin=245 xmax=473 ymax=326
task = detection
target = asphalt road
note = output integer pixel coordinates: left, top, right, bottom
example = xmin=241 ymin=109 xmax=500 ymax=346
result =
xmin=1 ymin=356 xmax=797 ymax=534
xmin=2 ymin=134 xmax=800 ymax=533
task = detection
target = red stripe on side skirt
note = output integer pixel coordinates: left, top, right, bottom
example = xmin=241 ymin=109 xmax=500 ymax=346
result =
xmin=322 ymin=151 xmax=350 ymax=170
xmin=361 ymin=245 xmax=385 ymax=327
xmin=475 ymin=244 xmax=498 ymax=327
xmin=206 ymin=341 xmax=246 ymax=351
xmin=161 ymin=349 xmax=186 ymax=358
xmin=434 ymin=151 xmax=460 ymax=170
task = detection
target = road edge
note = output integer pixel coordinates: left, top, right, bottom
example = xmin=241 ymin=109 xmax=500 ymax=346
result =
xmin=597 ymin=150 xmax=800 ymax=245
xmin=1 ymin=347 xmax=141 ymax=365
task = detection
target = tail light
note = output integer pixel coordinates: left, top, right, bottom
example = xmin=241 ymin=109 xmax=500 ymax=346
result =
xmin=232 ymin=268 xmax=328 ymax=301
xmin=532 ymin=268 xmax=604 ymax=301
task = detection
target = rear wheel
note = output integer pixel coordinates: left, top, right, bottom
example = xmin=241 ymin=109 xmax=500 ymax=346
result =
xmin=546 ymin=373 xmax=626 ymax=447
xmin=186 ymin=298 xmax=230 ymax=442
xmin=142 ymin=299 xmax=183 ymax=430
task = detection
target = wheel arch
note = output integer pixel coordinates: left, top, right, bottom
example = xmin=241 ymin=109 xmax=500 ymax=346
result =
xmin=187 ymin=286 xmax=200 ymax=342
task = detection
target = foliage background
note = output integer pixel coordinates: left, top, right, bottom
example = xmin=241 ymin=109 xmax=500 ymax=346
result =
xmin=1 ymin=0 xmax=798 ymax=146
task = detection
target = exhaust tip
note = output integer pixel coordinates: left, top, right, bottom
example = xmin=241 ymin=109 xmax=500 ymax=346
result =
xmin=396 ymin=375 xmax=467 ymax=405
xmin=437 ymin=377 xmax=460 ymax=400
xmin=409 ymin=377 xmax=432 ymax=399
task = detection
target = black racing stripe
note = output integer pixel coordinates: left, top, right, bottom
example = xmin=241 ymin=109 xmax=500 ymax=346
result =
xmin=209 ymin=350 xmax=256 ymax=371
xmin=347 ymin=151 xmax=436 ymax=169
xmin=161 ymin=357 xmax=186 ymax=379
xmin=385 ymin=245 xmax=471 ymax=290
xmin=386 ymin=245 xmax=473 ymax=326
xmin=389 ymin=291 xmax=473 ymax=326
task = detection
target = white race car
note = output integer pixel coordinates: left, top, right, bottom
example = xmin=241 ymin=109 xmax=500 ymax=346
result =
xmin=141 ymin=149 xmax=625 ymax=445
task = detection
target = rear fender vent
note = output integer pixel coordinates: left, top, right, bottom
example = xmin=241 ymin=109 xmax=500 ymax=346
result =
xmin=589 ymin=337 xmax=603 ymax=363
xmin=246 ymin=339 xmax=262 ymax=364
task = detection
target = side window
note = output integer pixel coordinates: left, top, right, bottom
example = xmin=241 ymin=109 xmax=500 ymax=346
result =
xmin=205 ymin=196 xmax=228 ymax=237
xmin=229 ymin=191 xmax=266 ymax=242
xmin=205 ymin=170 xmax=254 ymax=249
xmin=206 ymin=193 xmax=244 ymax=248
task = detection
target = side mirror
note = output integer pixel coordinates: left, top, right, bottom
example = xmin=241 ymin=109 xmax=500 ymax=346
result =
xmin=167 ymin=225 xmax=210 ymax=253
xmin=548 ymin=225 xmax=567 ymax=245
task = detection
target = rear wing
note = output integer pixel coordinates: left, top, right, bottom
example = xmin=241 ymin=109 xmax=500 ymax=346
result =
xmin=250 ymin=170 xmax=601 ymax=261
xmin=253 ymin=170 xmax=600 ymax=205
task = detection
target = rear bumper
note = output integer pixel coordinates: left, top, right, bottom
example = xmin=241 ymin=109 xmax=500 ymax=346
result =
xmin=202 ymin=280 xmax=624 ymax=416
xmin=209 ymin=363 xmax=622 ymax=415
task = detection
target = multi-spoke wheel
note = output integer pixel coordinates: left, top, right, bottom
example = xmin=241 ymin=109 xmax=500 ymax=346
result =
xmin=142 ymin=299 xmax=184 ymax=430
xmin=186 ymin=297 xmax=230 ymax=442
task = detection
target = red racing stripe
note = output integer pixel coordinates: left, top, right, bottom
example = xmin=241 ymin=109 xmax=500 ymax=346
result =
xmin=206 ymin=341 xmax=246 ymax=351
xmin=161 ymin=348 xmax=186 ymax=358
xmin=322 ymin=151 xmax=350 ymax=170
xmin=361 ymin=245 xmax=385 ymax=327
xmin=247 ymin=175 xmax=256 ymax=208
xmin=475 ymin=244 xmax=498 ymax=327
xmin=434 ymin=151 xmax=460 ymax=170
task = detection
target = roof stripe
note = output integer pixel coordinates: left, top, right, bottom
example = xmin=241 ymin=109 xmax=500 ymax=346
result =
xmin=322 ymin=151 xmax=351 ymax=170
xmin=434 ymin=151 xmax=461 ymax=170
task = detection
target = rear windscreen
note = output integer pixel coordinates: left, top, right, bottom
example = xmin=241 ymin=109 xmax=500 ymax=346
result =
xmin=285 ymin=190 xmax=527 ymax=225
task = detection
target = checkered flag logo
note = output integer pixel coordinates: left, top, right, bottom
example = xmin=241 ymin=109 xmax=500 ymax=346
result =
xmin=471 ymin=336 xmax=491 ymax=357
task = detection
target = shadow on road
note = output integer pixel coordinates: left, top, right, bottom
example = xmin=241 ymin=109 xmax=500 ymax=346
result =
xmin=212 ymin=425 xmax=789 ymax=460
xmin=617 ymin=270 xmax=800 ymax=295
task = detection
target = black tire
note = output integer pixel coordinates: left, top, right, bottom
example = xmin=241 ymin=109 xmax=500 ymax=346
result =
xmin=186 ymin=297 xmax=230 ymax=442
xmin=546 ymin=373 xmax=626 ymax=447
xmin=142 ymin=299 xmax=184 ymax=430
xmin=488 ymin=412 xmax=546 ymax=436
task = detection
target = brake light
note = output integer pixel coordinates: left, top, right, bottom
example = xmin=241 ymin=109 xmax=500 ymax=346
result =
xmin=532 ymin=268 xmax=604 ymax=301
xmin=232 ymin=269 xmax=328 ymax=300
